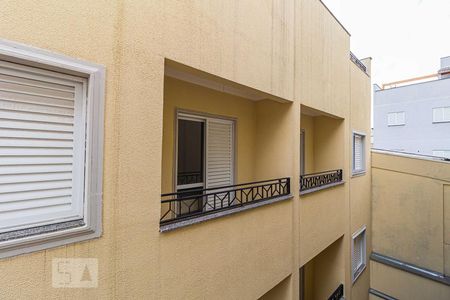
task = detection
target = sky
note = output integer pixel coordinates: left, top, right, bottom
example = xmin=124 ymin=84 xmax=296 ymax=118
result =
xmin=322 ymin=0 xmax=450 ymax=86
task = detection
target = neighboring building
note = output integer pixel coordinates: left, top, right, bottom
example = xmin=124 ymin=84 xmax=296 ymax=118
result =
xmin=373 ymin=56 xmax=450 ymax=158
xmin=0 ymin=1 xmax=373 ymax=299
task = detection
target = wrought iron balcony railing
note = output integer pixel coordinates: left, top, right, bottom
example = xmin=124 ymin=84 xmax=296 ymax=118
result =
xmin=350 ymin=51 xmax=367 ymax=73
xmin=300 ymin=169 xmax=343 ymax=194
xmin=161 ymin=177 xmax=290 ymax=225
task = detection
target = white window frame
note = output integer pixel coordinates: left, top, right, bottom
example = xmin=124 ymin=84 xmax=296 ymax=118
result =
xmin=432 ymin=150 xmax=450 ymax=159
xmin=0 ymin=39 xmax=105 ymax=258
xmin=352 ymin=131 xmax=366 ymax=176
xmin=387 ymin=111 xmax=406 ymax=126
xmin=175 ymin=113 xmax=206 ymax=191
xmin=351 ymin=226 xmax=367 ymax=283
xmin=432 ymin=106 xmax=450 ymax=123
xmin=174 ymin=111 xmax=236 ymax=193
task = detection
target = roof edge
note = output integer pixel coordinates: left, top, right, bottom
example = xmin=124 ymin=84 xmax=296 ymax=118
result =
xmin=319 ymin=0 xmax=351 ymax=36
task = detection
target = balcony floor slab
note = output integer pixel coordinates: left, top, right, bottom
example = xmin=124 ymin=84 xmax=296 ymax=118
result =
xmin=299 ymin=181 xmax=345 ymax=196
xmin=160 ymin=194 xmax=293 ymax=233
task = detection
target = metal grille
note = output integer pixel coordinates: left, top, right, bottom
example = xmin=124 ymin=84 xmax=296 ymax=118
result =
xmin=300 ymin=169 xmax=343 ymax=192
xmin=161 ymin=178 xmax=290 ymax=224
xmin=177 ymin=172 xmax=202 ymax=185
xmin=328 ymin=284 xmax=344 ymax=300
xmin=350 ymin=51 xmax=367 ymax=73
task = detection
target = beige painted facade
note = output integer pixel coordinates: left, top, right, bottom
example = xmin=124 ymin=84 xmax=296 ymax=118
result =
xmin=371 ymin=150 xmax=450 ymax=299
xmin=0 ymin=1 xmax=372 ymax=299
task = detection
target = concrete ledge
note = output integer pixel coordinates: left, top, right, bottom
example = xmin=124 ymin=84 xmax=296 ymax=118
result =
xmin=369 ymin=288 xmax=398 ymax=300
xmin=0 ymin=219 xmax=85 ymax=242
xmin=371 ymin=252 xmax=450 ymax=286
xmin=351 ymin=171 xmax=366 ymax=178
xmin=160 ymin=194 xmax=293 ymax=233
xmin=299 ymin=181 xmax=345 ymax=196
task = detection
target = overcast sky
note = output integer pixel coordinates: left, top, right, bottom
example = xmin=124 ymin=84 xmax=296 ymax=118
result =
xmin=322 ymin=0 xmax=450 ymax=86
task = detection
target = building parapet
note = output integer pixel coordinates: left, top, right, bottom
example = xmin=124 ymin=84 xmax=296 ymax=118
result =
xmin=371 ymin=148 xmax=450 ymax=162
xmin=371 ymin=252 xmax=450 ymax=286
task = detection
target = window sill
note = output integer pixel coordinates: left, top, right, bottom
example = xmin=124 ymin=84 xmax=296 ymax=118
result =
xmin=351 ymin=170 xmax=366 ymax=178
xmin=0 ymin=220 xmax=95 ymax=260
xmin=299 ymin=180 xmax=345 ymax=196
xmin=352 ymin=264 xmax=366 ymax=284
xmin=160 ymin=194 xmax=293 ymax=233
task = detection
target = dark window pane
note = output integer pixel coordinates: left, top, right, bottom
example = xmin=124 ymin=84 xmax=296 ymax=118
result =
xmin=177 ymin=119 xmax=204 ymax=186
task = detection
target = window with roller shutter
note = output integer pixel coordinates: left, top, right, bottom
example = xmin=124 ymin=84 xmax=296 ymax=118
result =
xmin=387 ymin=111 xmax=405 ymax=126
xmin=352 ymin=226 xmax=367 ymax=283
xmin=0 ymin=61 xmax=86 ymax=233
xmin=432 ymin=150 xmax=450 ymax=159
xmin=352 ymin=132 xmax=366 ymax=175
xmin=0 ymin=40 xmax=104 ymax=258
xmin=432 ymin=106 xmax=450 ymax=123
xmin=176 ymin=112 xmax=234 ymax=212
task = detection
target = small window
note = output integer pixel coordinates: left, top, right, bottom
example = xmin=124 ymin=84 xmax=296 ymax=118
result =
xmin=352 ymin=132 xmax=366 ymax=175
xmin=0 ymin=40 xmax=104 ymax=258
xmin=352 ymin=227 xmax=367 ymax=283
xmin=387 ymin=112 xmax=405 ymax=126
xmin=432 ymin=150 xmax=450 ymax=159
xmin=432 ymin=107 xmax=450 ymax=123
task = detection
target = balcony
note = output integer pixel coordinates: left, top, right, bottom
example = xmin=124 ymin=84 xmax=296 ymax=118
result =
xmin=160 ymin=178 xmax=290 ymax=230
xmin=300 ymin=169 xmax=343 ymax=195
xmin=299 ymin=105 xmax=345 ymax=196
xmin=160 ymin=61 xmax=293 ymax=232
xmin=299 ymin=106 xmax=347 ymax=264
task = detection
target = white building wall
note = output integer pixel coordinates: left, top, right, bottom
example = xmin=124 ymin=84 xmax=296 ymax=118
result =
xmin=373 ymin=77 xmax=450 ymax=157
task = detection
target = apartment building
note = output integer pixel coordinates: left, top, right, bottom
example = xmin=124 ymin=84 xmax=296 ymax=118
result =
xmin=0 ymin=1 xmax=371 ymax=299
xmin=373 ymin=56 xmax=450 ymax=158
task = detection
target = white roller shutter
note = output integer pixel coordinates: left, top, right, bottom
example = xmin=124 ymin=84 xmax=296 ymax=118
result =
xmin=433 ymin=107 xmax=450 ymax=123
xmin=387 ymin=113 xmax=396 ymax=126
xmin=445 ymin=107 xmax=450 ymax=121
xmin=352 ymin=234 xmax=362 ymax=273
xmin=353 ymin=134 xmax=363 ymax=172
xmin=0 ymin=60 xmax=86 ymax=233
xmin=352 ymin=228 xmax=366 ymax=282
xmin=205 ymin=118 xmax=234 ymax=210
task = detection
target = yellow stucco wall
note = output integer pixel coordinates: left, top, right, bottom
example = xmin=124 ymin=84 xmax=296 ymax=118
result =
xmin=371 ymin=151 xmax=450 ymax=298
xmin=445 ymin=185 xmax=450 ymax=276
xmin=372 ymin=152 xmax=450 ymax=271
xmin=299 ymin=186 xmax=346 ymax=266
xmin=254 ymin=100 xmax=297 ymax=181
xmin=0 ymin=1 xmax=120 ymax=299
xmin=259 ymin=275 xmax=292 ymax=300
xmin=298 ymin=51 xmax=371 ymax=300
xmin=300 ymin=114 xmax=315 ymax=174
xmin=310 ymin=237 xmax=345 ymax=300
xmin=0 ymin=0 xmax=371 ymax=299
xmin=296 ymin=0 xmax=351 ymax=118
xmin=371 ymin=261 xmax=450 ymax=299
xmin=349 ymin=59 xmax=372 ymax=300
xmin=312 ymin=116 xmax=345 ymax=172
